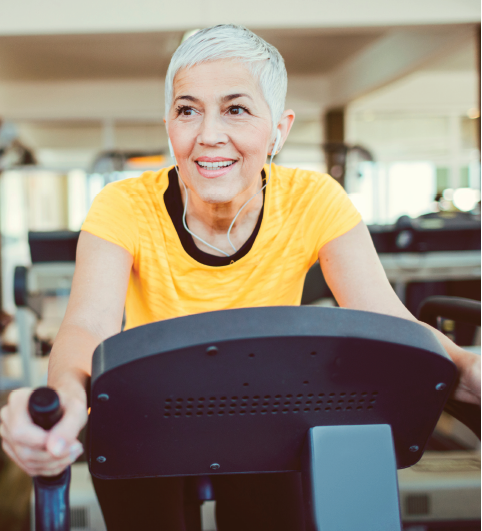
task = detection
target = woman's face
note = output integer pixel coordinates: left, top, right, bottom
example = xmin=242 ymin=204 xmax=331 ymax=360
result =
xmin=166 ymin=59 xmax=276 ymax=205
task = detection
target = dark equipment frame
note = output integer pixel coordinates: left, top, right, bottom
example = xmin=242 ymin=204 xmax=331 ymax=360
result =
xmin=88 ymin=306 xmax=457 ymax=530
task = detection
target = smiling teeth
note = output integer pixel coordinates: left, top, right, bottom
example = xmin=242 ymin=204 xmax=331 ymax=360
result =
xmin=197 ymin=161 xmax=235 ymax=169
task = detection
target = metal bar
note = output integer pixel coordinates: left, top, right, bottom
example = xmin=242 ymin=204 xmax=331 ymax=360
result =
xmin=16 ymin=307 xmax=35 ymax=387
xmin=302 ymin=424 xmax=402 ymax=531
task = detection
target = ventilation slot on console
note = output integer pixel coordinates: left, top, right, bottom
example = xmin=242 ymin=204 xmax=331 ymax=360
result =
xmin=163 ymin=391 xmax=378 ymax=418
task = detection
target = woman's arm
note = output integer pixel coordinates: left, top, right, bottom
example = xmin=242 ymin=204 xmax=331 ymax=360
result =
xmin=48 ymin=230 xmax=132 ymax=394
xmin=0 ymin=231 xmax=133 ymax=476
xmin=318 ymin=221 xmax=481 ymax=405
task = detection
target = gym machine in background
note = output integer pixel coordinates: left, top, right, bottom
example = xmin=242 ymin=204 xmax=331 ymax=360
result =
xmin=303 ymin=210 xmax=481 ymax=337
xmin=5 ymin=232 xmax=77 ymax=390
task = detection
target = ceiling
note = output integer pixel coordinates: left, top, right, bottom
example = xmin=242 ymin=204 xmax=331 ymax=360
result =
xmin=0 ymin=28 xmax=385 ymax=81
xmin=253 ymin=28 xmax=385 ymax=75
xmin=1 ymin=26 xmax=477 ymax=169
xmin=0 ymin=31 xmax=181 ymax=81
xmin=423 ymin=42 xmax=478 ymax=71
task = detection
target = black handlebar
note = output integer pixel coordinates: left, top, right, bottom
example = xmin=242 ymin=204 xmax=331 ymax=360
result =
xmin=29 ymin=387 xmax=71 ymax=531
xmin=418 ymin=296 xmax=481 ymax=329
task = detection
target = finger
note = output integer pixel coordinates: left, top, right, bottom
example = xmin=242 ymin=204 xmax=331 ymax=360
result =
xmin=2 ymin=438 xmax=20 ymax=465
xmin=5 ymin=438 xmax=80 ymax=476
xmin=2 ymin=390 xmax=49 ymax=448
xmin=18 ymin=440 xmax=83 ymax=465
xmin=5 ymin=437 xmax=82 ymax=477
xmin=46 ymin=397 xmax=87 ymax=458
xmin=0 ymin=415 xmax=47 ymax=450
xmin=1 ymin=439 xmax=36 ymax=475
xmin=2 ymin=433 xmax=74 ymax=478
xmin=29 ymin=455 xmax=75 ymax=476
xmin=29 ymin=449 xmax=80 ymax=476
xmin=453 ymin=387 xmax=481 ymax=405
xmin=0 ymin=423 xmax=43 ymax=462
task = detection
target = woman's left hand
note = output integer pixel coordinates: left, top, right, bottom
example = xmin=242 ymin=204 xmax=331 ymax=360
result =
xmin=450 ymin=348 xmax=481 ymax=405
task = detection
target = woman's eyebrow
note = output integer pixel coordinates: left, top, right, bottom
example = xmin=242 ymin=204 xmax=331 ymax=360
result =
xmin=222 ymin=93 xmax=252 ymax=102
xmin=173 ymin=95 xmax=199 ymax=104
xmin=173 ymin=93 xmax=252 ymax=105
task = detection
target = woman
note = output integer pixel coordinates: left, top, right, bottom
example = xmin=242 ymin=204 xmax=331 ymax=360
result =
xmin=1 ymin=24 xmax=480 ymax=530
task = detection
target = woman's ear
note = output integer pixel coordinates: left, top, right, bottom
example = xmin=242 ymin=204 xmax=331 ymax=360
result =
xmin=269 ymin=109 xmax=295 ymax=155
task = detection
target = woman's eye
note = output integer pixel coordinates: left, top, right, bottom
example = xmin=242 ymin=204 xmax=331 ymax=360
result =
xmin=228 ymin=106 xmax=246 ymax=115
xmin=177 ymin=106 xmax=196 ymax=116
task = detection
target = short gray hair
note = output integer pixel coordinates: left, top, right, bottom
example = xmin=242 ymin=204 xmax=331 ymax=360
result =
xmin=165 ymin=25 xmax=287 ymax=137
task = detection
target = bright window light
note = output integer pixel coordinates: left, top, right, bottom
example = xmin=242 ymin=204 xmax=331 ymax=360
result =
xmin=347 ymin=162 xmax=377 ymax=224
xmin=88 ymin=174 xmax=104 ymax=205
xmin=442 ymin=188 xmax=454 ymax=200
xmin=68 ymin=169 xmax=87 ymax=231
xmin=387 ymin=162 xmax=436 ymax=223
xmin=453 ymin=188 xmax=480 ymax=212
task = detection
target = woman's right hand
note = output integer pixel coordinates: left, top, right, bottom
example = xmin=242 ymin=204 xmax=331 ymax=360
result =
xmin=0 ymin=387 xmax=87 ymax=477
xmin=0 ymin=233 xmax=132 ymax=478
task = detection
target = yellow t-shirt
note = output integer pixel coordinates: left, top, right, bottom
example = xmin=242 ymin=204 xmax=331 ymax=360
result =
xmin=81 ymin=164 xmax=361 ymax=329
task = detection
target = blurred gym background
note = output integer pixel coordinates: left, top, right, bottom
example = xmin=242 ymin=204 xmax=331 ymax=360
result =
xmin=0 ymin=1 xmax=480 ymax=530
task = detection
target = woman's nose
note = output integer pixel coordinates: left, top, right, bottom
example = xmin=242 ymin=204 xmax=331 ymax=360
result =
xmin=197 ymin=116 xmax=229 ymax=147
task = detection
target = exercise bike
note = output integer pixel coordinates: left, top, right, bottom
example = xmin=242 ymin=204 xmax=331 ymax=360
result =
xmin=29 ymin=302 xmax=480 ymax=531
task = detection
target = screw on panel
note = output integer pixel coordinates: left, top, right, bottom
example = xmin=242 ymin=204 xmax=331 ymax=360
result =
xmin=206 ymin=346 xmax=218 ymax=356
xmin=97 ymin=394 xmax=109 ymax=402
xmin=435 ymin=383 xmax=446 ymax=391
xmin=409 ymin=446 xmax=419 ymax=453
xmin=210 ymin=463 xmax=220 ymax=470
xmin=97 ymin=456 xmax=107 ymax=463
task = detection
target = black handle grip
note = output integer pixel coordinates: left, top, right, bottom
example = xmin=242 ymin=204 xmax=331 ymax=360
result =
xmin=28 ymin=387 xmax=63 ymax=430
xmin=28 ymin=387 xmax=71 ymax=531
xmin=418 ymin=296 xmax=481 ymax=329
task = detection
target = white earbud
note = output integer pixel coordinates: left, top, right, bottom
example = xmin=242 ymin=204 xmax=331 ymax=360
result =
xmin=272 ymin=129 xmax=282 ymax=156
xmin=168 ymin=137 xmax=176 ymax=162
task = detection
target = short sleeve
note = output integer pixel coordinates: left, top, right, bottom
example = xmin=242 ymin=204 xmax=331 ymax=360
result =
xmin=304 ymin=174 xmax=362 ymax=264
xmin=81 ymin=182 xmax=138 ymax=256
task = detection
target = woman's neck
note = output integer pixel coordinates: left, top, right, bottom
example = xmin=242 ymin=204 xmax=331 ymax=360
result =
xmin=178 ymin=173 xmax=264 ymax=255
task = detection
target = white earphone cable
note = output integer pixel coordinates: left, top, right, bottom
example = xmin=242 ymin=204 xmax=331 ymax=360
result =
xmin=177 ymin=169 xmax=231 ymax=257
xmin=226 ymin=146 xmax=277 ymax=253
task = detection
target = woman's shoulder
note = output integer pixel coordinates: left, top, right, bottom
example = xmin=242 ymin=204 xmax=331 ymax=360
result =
xmin=272 ymin=164 xmax=342 ymax=194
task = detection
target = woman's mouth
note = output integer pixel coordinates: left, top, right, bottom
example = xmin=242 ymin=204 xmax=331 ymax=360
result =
xmin=195 ymin=159 xmax=237 ymax=178
xmin=197 ymin=160 xmax=235 ymax=169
